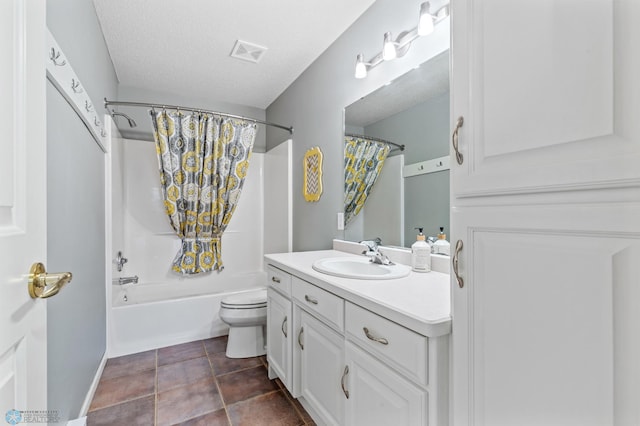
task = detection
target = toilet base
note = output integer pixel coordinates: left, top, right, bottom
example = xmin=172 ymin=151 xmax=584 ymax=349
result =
xmin=226 ymin=325 xmax=266 ymax=358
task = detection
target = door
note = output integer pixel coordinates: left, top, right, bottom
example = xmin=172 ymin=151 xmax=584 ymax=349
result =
xmin=344 ymin=342 xmax=426 ymax=426
xmin=0 ymin=0 xmax=48 ymax=422
xmin=450 ymin=1 xmax=640 ymax=425
xmin=266 ymin=288 xmax=292 ymax=391
xmin=298 ymin=310 xmax=345 ymax=426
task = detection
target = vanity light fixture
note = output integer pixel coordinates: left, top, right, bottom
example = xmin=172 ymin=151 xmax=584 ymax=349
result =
xmin=354 ymin=1 xmax=449 ymax=79
xmin=382 ymin=32 xmax=397 ymax=61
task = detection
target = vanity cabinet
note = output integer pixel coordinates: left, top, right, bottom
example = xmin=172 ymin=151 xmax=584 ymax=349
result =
xmin=266 ymin=259 xmax=449 ymax=426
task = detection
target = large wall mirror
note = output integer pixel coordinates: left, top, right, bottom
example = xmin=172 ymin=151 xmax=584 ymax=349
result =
xmin=343 ymin=49 xmax=450 ymax=248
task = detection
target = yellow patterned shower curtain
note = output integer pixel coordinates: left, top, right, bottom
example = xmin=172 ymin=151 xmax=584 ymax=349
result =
xmin=344 ymin=136 xmax=391 ymax=225
xmin=151 ymin=110 xmax=256 ymax=274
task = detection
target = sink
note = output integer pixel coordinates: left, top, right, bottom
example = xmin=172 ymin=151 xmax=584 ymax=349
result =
xmin=312 ymin=257 xmax=411 ymax=280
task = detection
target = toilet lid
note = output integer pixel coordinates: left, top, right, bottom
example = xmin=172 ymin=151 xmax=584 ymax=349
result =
xmin=221 ymin=288 xmax=267 ymax=308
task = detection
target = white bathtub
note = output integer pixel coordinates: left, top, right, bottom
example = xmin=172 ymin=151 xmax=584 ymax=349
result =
xmin=108 ymin=271 xmax=266 ymax=357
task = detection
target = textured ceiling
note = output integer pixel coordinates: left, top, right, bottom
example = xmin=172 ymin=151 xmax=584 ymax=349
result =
xmin=93 ymin=0 xmax=376 ymax=109
xmin=345 ymin=50 xmax=449 ymax=128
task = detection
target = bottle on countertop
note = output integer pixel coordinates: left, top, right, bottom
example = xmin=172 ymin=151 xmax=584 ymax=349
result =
xmin=432 ymin=227 xmax=451 ymax=256
xmin=411 ymin=227 xmax=431 ymax=273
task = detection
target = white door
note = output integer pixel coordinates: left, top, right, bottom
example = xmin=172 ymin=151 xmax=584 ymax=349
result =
xmin=450 ymin=1 xmax=640 ymax=425
xmin=344 ymin=342 xmax=426 ymax=426
xmin=298 ymin=310 xmax=345 ymax=426
xmin=0 ymin=1 xmax=48 ymax=422
xmin=266 ymin=288 xmax=292 ymax=391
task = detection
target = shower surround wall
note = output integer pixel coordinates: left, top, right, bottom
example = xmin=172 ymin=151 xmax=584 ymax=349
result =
xmin=108 ymin=138 xmax=266 ymax=356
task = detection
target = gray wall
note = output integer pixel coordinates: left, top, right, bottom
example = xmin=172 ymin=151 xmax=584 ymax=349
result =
xmin=47 ymin=0 xmax=117 ymax=421
xmin=266 ymin=0 xmax=449 ymax=251
xmin=117 ymin=85 xmax=268 ymax=152
xmin=365 ymin=92 xmax=450 ymax=243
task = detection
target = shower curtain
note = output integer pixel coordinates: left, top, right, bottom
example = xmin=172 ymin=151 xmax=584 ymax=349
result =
xmin=151 ymin=110 xmax=257 ymax=274
xmin=344 ymin=136 xmax=391 ymax=226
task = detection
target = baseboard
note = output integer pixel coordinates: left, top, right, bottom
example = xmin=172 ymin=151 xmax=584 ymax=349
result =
xmin=66 ymin=416 xmax=86 ymax=426
xmin=78 ymin=352 xmax=108 ymax=417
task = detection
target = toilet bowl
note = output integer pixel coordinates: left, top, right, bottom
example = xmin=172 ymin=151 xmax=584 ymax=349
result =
xmin=219 ymin=288 xmax=267 ymax=358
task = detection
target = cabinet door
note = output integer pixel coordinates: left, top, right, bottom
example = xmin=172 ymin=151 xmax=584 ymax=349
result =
xmin=298 ymin=310 xmax=345 ymax=425
xmin=345 ymin=342 xmax=426 ymax=426
xmin=451 ymin=0 xmax=640 ymax=198
xmin=451 ymin=204 xmax=640 ymax=426
xmin=266 ymin=288 xmax=292 ymax=391
xmin=450 ymin=1 xmax=640 ymax=425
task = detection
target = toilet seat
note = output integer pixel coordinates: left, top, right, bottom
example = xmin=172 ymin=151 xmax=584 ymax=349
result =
xmin=221 ymin=289 xmax=267 ymax=309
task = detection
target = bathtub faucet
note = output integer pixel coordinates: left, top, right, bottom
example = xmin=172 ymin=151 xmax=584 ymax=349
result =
xmin=118 ymin=275 xmax=139 ymax=285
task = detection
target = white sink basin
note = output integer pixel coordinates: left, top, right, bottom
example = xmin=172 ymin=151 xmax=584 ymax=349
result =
xmin=312 ymin=257 xmax=411 ymax=280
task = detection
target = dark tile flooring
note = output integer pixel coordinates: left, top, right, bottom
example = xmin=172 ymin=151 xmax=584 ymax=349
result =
xmin=87 ymin=336 xmax=314 ymax=426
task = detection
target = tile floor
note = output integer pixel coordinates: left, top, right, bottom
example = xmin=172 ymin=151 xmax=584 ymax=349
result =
xmin=87 ymin=336 xmax=314 ymax=426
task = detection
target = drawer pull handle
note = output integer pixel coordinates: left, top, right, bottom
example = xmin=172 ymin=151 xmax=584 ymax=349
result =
xmin=271 ymin=276 xmax=281 ymax=283
xmin=304 ymin=295 xmax=318 ymax=305
xmin=363 ymin=327 xmax=389 ymax=345
xmin=452 ymin=116 xmax=464 ymax=165
xmin=281 ymin=316 xmax=288 ymax=338
xmin=453 ymin=239 xmax=464 ymax=288
xmin=298 ymin=327 xmax=304 ymax=350
xmin=341 ymin=365 xmax=350 ymax=399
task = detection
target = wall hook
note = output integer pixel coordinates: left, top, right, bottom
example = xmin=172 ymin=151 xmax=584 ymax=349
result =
xmin=71 ymin=79 xmax=83 ymax=94
xmin=49 ymin=47 xmax=66 ymax=66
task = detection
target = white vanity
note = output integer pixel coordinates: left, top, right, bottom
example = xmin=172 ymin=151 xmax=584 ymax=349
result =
xmin=265 ymin=243 xmax=451 ymax=426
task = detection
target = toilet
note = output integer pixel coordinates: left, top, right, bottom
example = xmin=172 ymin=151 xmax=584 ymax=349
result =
xmin=219 ymin=288 xmax=268 ymax=358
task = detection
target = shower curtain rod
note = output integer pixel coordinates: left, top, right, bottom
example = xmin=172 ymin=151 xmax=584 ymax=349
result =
xmin=103 ymin=98 xmax=293 ymax=134
xmin=345 ymin=133 xmax=405 ymax=151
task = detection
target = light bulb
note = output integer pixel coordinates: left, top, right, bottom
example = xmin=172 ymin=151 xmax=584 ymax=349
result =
xmin=382 ymin=32 xmax=397 ymax=61
xmin=418 ymin=2 xmax=434 ymax=36
xmin=355 ymin=54 xmax=367 ymax=79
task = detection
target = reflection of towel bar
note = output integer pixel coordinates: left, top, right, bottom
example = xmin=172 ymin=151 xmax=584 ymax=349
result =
xmin=403 ymin=155 xmax=450 ymax=178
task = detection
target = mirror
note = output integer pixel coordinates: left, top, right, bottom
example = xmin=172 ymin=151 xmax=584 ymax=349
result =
xmin=344 ymin=50 xmax=450 ymax=248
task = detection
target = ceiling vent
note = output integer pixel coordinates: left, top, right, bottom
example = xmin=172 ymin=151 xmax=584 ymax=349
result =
xmin=230 ymin=40 xmax=268 ymax=63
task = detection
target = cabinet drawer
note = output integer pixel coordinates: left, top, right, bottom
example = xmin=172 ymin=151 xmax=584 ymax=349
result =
xmin=345 ymin=302 xmax=428 ymax=386
xmin=293 ymin=277 xmax=344 ymax=332
xmin=267 ymin=265 xmax=292 ymax=296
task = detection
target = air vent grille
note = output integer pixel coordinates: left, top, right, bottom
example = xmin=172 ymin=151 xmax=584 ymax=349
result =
xmin=230 ymin=40 xmax=268 ymax=63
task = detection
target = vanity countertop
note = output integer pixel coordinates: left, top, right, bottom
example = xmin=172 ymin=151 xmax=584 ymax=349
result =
xmin=265 ymin=250 xmax=451 ymax=337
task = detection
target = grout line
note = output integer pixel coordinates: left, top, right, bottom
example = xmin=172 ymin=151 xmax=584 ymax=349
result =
xmin=204 ymin=340 xmax=234 ymax=425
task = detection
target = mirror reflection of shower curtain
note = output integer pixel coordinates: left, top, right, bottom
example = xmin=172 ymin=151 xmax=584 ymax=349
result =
xmin=151 ymin=110 xmax=257 ymax=274
xmin=344 ymin=136 xmax=391 ymax=226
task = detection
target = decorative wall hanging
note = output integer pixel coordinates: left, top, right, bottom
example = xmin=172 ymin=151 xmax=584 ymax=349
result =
xmin=303 ymin=146 xmax=323 ymax=202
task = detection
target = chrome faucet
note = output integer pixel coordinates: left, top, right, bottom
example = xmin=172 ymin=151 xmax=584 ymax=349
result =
xmin=118 ymin=275 xmax=138 ymax=285
xmin=369 ymin=250 xmax=393 ymax=265
xmin=359 ymin=237 xmax=382 ymax=254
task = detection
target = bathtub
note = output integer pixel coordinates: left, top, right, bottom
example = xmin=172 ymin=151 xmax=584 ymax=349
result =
xmin=108 ymin=271 xmax=267 ymax=357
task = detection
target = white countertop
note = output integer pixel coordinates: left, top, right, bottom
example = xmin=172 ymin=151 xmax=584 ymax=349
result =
xmin=264 ymin=250 xmax=451 ymax=337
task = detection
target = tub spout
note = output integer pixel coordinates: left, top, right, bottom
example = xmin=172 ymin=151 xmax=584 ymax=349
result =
xmin=118 ymin=275 xmax=139 ymax=285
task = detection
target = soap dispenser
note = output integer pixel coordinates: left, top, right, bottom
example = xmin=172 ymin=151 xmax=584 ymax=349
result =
xmin=411 ymin=227 xmax=431 ymax=273
xmin=432 ymin=227 xmax=451 ymax=256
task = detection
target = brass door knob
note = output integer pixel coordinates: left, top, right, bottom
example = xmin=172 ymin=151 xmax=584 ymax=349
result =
xmin=28 ymin=262 xmax=72 ymax=299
